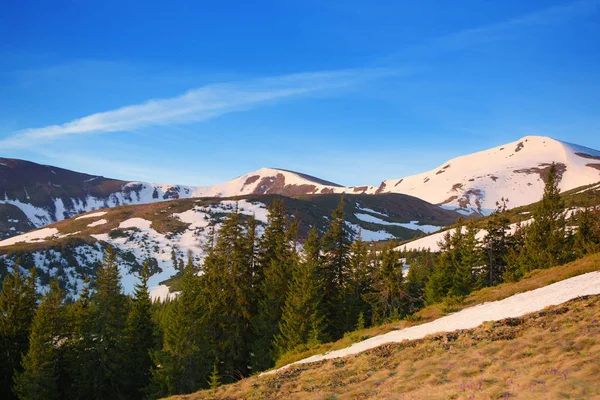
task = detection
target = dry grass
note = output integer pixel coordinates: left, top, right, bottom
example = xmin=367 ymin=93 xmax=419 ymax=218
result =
xmin=170 ymin=294 xmax=600 ymax=400
xmin=272 ymin=253 xmax=600 ymax=369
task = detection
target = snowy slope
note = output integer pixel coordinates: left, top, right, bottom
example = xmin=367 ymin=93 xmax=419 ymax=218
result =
xmin=372 ymin=136 xmax=600 ymax=214
xmin=2 ymin=136 xmax=599 ymax=239
xmin=265 ymin=270 xmax=600 ymax=375
xmin=0 ymin=193 xmax=459 ymax=298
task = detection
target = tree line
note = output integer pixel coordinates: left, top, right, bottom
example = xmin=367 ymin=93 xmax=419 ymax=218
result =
xmin=1 ymin=164 xmax=599 ymax=399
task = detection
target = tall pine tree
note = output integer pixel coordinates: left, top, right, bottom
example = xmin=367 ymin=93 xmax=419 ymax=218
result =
xmin=123 ymin=260 xmax=158 ymax=399
xmin=321 ymin=196 xmax=353 ymax=338
xmin=13 ymin=279 xmax=66 ymax=400
xmin=0 ymin=265 xmax=38 ymax=400
xmin=252 ymin=198 xmax=294 ymax=371
xmin=274 ymin=227 xmax=325 ymax=356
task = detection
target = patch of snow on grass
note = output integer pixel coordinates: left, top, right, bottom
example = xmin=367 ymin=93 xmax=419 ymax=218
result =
xmin=266 ymin=271 xmax=600 ymax=375
xmin=0 ymin=228 xmax=59 ymax=247
xmin=75 ymin=211 xmax=108 ymax=220
xmin=87 ymin=219 xmax=107 ymax=227
xmin=355 ymin=213 xmax=440 ymax=234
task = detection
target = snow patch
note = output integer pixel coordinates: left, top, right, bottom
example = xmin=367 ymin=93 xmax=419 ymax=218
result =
xmin=75 ymin=211 xmax=108 ymax=220
xmin=266 ymin=271 xmax=600 ymax=374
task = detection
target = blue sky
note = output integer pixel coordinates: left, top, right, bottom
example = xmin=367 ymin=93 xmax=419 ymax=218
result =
xmin=1 ymin=0 xmax=599 ymax=186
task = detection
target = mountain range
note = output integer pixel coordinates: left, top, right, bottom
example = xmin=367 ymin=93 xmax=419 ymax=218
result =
xmin=1 ymin=135 xmax=599 ymax=298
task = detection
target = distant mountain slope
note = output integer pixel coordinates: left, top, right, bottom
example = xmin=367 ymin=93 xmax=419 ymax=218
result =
xmin=0 ymin=160 xmax=350 ymax=239
xmin=2 ymin=135 xmax=599 ymax=239
xmin=0 ymin=193 xmax=460 ymax=297
xmin=374 ymin=136 xmax=600 ymax=213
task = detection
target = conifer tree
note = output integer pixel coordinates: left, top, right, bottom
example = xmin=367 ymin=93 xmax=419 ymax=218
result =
xmin=364 ymin=242 xmax=406 ymax=323
xmin=519 ymin=163 xmax=569 ymax=273
xmin=150 ymin=254 xmax=207 ymax=397
xmin=321 ymin=196 xmax=353 ymax=337
xmin=208 ymin=361 xmax=221 ymax=389
xmin=573 ymin=206 xmax=600 ymax=256
xmin=481 ymin=199 xmax=512 ymax=287
xmin=424 ymin=222 xmax=461 ymax=305
xmin=14 ymin=279 xmax=66 ymax=400
xmin=123 ymin=260 xmax=158 ymax=399
xmin=252 ymin=199 xmax=293 ymax=370
xmin=72 ymin=247 xmax=129 ymax=399
xmin=0 ymin=265 xmax=38 ymax=400
xmin=451 ymin=219 xmax=479 ymax=297
xmin=347 ymin=231 xmax=372 ymax=327
xmin=199 ymin=208 xmax=255 ymax=381
xmin=274 ymin=227 xmax=325 ymax=356
xmin=405 ymin=250 xmax=434 ymax=313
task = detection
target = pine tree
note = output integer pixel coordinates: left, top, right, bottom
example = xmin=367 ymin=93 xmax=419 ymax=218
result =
xmin=481 ymin=199 xmax=512 ymax=287
xmin=405 ymin=250 xmax=434 ymax=313
xmin=252 ymin=198 xmax=293 ymax=371
xmin=573 ymin=206 xmax=600 ymax=256
xmin=347 ymin=231 xmax=372 ymax=328
xmin=424 ymin=228 xmax=457 ymax=305
xmin=13 ymin=279 xmax=66 ymax=400
xmin=519 ymin=163 xmax=569 ymax=273
xmin=199 ymin=208 xmax=255 ymax=381
xmin=364 ymin=242 xmax=406 ymax=323
xmin=274 ymin=227 xmax=325 ymax=356
xmin=321 ymin=196 xmax=353 ymax=337
xmin=123 ymin=260 xmax=158 ymax=399
xmin=451 ymin=219 xmax=479 ymax=297
xmin=208 ymin=361 xmax=221 ymax=389
xmin=150 ymin=253 xmax=207 ymax=397
xmin=0 ymin=265 xmax=38 ymax=400
xmin=71 ymin=247 xmax=129 ymax=399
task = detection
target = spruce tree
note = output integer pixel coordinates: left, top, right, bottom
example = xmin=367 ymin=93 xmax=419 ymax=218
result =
xmin=199 ymin=208 xmax=255 ymax=381
xmin=274 ymin=227 xmax=325 ymax=356
xmin=364 ymin=242 xmax=406 ymax=323
xmin=347 ymin=231 xmax=372 ymax=328
xmin=451 ymin=219 xmax=479 ymax=297
xmin=573 ymin=206 xmax=600 ymax=256
xmin=123 ymin=260 xmax=158 ymax=398
xmin=481 ymin=199 xmax=512 ymax=287
xmin=150 ymin=253 xmax=207 ymax=397
xmin=72 ymin=247 xmax=129 ymax=399
xmin=424 ymin=227 xmax=458 ymax=305
xmin=252 ymin=199 xmax=293 ymax=370
xmin=0 ymin=265 xmax=38 ymax=400
xmin=520 ymin=163 xmax=568 ymax=273
xmin=13 ymin=279 xmax=65 ymax=400
xmin=405 ymin=250 xmax=434 ymax=313
xmin=321 ymin=196 xmax=353 ymax=337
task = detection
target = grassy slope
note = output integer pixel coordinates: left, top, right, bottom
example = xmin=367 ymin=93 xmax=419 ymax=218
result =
xmin=182 ymin=295 xmax=600 ymax=400
xmin=172 ymin=254 xmax=600 ymax=399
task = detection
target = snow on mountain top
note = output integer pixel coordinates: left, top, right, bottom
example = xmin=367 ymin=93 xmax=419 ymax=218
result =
xmin=375 ymin=136 xmax=600 ymax=212
xmin=265 ymin=270 xmax=600 ymax=375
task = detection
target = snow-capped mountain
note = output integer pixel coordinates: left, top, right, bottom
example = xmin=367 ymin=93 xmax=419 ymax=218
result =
xmin=2 ymin=135 xmax=599 ymax=239
xmin=374 ymin=136 xmax=600 ymax=214
xmin=0 ymin=160 xmax=347 ymax=239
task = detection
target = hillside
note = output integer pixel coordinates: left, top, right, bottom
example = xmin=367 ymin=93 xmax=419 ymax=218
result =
xmin=0 ymin=193 xmax=460 ymax=297
xmin=0 ymin=159 xmax=350 ymax=240
xmin=3 ymin=135 xmax=599 ymax=240
xmin=397 ymin=179 xmax=600 ymax=252
xmin=175 ymin=254 xmax=600 ymax=399
xmin=375 ymin=136 xmax=600 ymax=214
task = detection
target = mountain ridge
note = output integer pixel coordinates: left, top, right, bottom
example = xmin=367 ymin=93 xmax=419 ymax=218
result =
xmin=2 ymin=135 xmax=599 ymax=239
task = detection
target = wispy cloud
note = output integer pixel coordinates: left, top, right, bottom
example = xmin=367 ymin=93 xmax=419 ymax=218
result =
xmin=0 ymin=68 xmax=392 ymax=149
xmin=429 ymin=0 xmax=600 ymax=51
